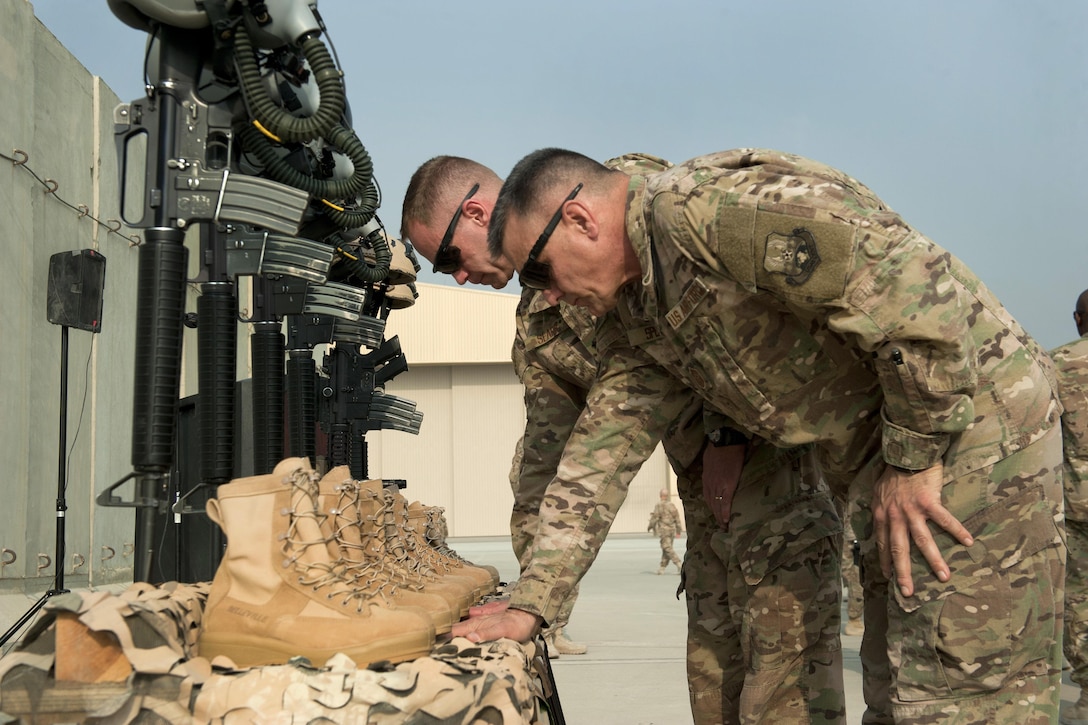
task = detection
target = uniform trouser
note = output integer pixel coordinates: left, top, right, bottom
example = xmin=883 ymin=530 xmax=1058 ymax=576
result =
xmin=843 ymin=511 xmax=864 ymax=622
xmin=659 ymin=532 xmax=683 ymax=569
xmin=680 ymin=447 xmax=846 ymax=724
xmin=1066 ymin=517 xmax=1088 ymax=691
xmin=851 ymin=425 xmax=1066 ymax=725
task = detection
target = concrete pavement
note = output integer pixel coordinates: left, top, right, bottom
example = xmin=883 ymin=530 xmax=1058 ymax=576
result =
xmin=1 ymin=534 xmax=1079 ymax=723
xmin=452 ymin=534 xmax=1080 ymax=725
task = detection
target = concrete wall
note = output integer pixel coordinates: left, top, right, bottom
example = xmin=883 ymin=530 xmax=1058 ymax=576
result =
xmin=1 ymin=0 xmax=143 ymax=591
xmin=0 ymin=1 xmax=673 ymax=596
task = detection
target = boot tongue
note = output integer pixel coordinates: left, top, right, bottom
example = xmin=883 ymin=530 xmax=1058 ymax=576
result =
xmin=285 ymin=466 xmax=340 ymax=571
xmin=382 ymin=490 xmax=411 ymax=559
xmin=273 ymin=457 xmax=313 ymax=478
xmin=352 ymin=480 xmax=387 ymax=557
xmin=319 ymin=467 xmax=362 ymax=550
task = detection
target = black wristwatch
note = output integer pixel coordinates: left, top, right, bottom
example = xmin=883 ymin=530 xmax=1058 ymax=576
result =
xmin=707 ymin=426 xmax=750 ymax=447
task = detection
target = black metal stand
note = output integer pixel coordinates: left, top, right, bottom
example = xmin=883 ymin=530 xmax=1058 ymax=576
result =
xmin=530 ymin=634 xmax=567 ymax=724
xmin=1 ymin=325 xmax=72 ymax=646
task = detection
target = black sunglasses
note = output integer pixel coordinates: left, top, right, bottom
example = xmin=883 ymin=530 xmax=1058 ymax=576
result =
xmin=432 ymin=183 xmax=480 ymax=274
xmin=518 ymin=183 xmax=583 ymax=290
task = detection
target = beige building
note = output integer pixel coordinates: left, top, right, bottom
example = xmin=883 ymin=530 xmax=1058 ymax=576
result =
xmin=371 ymin=282 xmax=673 ymax=538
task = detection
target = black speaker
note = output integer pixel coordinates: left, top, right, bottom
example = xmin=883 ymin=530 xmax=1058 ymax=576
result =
xmin=46 ymin=249 xmax=106 ymax=333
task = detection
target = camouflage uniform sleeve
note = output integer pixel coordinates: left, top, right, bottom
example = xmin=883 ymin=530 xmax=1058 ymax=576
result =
xmin=831 ymin=234 xmax=980 ymax=470
xmin=510 ymin=294 xmax=591 ymax=496
xmin=671 ymin=173 xmax=984 ymax=471
xmin=507 ymin=342 xmax=689 ymax=624
xmin=515 ymin=360 xmax=589 ymax=498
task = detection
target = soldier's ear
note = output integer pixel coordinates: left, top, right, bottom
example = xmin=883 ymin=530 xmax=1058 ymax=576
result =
xmin=566 ymin=200 xmax=596 ymax=238
xmin=463 ymin=199 xmax=488 ymax=227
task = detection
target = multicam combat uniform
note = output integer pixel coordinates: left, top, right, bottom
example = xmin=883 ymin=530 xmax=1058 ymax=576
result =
xmin=1052 ymin=334 xmax=1088 ymax=702
xmin=508 ymin=155 xmax=845 ymax=724
xmin=598 ymin=148 xmax=1065 ymax=724
xmin=647 ymin=496 xmax=684 ymax=572
xmin=842 ymin=499 xmax=864 ymax=632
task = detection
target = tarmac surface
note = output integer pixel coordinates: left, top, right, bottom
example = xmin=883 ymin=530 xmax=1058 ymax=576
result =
xmin=0 ymin=533 xmax=1080 ymax=723
xmin=451 ymin=534 xmax=1081 ymax=725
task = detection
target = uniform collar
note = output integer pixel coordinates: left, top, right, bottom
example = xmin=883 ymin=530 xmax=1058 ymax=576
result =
xmin=622 ymin=174 xmax=663 ymax=320
xmin=524 ymin=288 xmax=554 ymax=315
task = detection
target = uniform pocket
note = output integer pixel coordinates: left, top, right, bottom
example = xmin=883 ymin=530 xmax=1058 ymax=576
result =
xmin=720 ymin=494 xmax=842 ymax=671
xmin=891 ymin=483 xmax=1061 ymax=702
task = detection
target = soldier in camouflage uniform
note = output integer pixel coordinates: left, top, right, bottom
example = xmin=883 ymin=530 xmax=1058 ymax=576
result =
xmin=1055 ymin=289 xmax=1088 ymax=725
xmin=403 ymin=155 xmax=846 ymax=723
xmin=489 ymin=147 xmax=1066 ymax=724
xmin=648 ymin=488 xmax=684 ymax=574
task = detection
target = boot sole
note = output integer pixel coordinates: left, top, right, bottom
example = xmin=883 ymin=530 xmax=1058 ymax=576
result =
xmin=198 ymin=630 xmax=433 ymax=669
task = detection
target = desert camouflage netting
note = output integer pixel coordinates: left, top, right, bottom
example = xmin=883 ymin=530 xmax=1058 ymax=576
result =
xmin=0 ymin=582 xmax=541 ymax=723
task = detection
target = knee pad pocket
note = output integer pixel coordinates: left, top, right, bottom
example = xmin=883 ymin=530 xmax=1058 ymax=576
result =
xmin=892 ymin=484 xmax=1062 ymax=702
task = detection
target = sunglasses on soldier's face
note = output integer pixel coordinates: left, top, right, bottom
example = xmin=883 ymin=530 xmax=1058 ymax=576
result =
xmin=518 ymin=183 xmax=583 ymax=290
xmin=432 ymin=183 xmax=480 ymax=274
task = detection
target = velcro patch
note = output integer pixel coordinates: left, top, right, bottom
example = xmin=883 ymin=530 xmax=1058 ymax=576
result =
xmin=665 ymin=278 xmax=709 ymax=330
xmin=626 ymin=323 xmax=663 ymax=346
xmin=753 ymin=212 xmax=854 ymax=301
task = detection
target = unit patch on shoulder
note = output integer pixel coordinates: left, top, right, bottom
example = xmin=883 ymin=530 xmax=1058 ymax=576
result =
xmin=763 ymin=228 xmax=821 ymax=286
xmin=665 ymin=278 xmax=709 ymax=330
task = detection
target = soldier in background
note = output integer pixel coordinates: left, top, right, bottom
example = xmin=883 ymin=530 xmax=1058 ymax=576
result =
xmin=648 ymin=488 xmax=683 ymax=574
xmin=1055 ymin=288 xmax=1088 ymax=725
xmin=488 ymin=147 xmax=1065 ymax=724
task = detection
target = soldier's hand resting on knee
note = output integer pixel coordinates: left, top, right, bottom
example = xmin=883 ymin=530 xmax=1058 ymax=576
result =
xmin=872 ymin=462 xmax=973 ymax=598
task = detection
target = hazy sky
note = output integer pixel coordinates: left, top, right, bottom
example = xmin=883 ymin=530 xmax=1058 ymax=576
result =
xmin=30 ymin=0 xmax=1088 ymax=349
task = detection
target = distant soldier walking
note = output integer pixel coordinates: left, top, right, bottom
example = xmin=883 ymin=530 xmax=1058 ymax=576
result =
xmin=648 ymin=489 xmax=683 ymax=574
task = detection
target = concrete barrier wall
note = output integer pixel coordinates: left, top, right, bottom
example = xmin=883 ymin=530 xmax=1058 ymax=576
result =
xmin=1 ymin=0 xmax=145 ymax=591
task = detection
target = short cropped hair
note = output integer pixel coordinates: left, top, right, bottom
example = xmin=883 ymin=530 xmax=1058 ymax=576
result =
xmin=401 ymin=156 xmax=499 ymax=240
xmin=488 ymin=148 xmax=611 ymax=259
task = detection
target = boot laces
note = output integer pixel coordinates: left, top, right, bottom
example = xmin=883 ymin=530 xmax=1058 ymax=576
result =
xmin=280 ymin=468 xmax=376 ymax=613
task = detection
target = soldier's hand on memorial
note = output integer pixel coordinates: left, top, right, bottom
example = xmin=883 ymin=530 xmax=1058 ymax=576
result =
xmin=452 ymin=607 xmax=542 ymax=644
xmin=702 ymin=443 xmax=747 ymax=526
xmin=872 ymin=462 xmax=973 ymax=598
xmin=469 ymin=597 xmax=511 ymax=618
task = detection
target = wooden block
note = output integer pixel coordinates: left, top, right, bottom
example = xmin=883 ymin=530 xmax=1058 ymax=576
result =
xmin=53 ymin=612 xmax=133 ymax=683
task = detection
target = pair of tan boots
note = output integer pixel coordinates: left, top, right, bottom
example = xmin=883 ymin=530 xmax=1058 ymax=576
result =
xmin=197 ymin=458 xmax=498 ymax=668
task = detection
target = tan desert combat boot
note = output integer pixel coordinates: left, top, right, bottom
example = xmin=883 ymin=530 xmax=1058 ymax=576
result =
xmin=422 ymin=505 xmax=501 ymax=589
xmin=375 ymin=486 xmax=479 ymax=614
xmin=317 ymin=467 xmax=455 ymax=635
xmin=404 ymin=500 xmax=496 ymax=598
xmin=198 ymin=458 xmax=434 ymax=668
xmin=383 ymin=281 xmax=417 ymax=309
xmin=362 ymin=230 xmax=418 ymax=285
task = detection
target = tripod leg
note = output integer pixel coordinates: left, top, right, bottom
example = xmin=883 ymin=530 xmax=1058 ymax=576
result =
xmin=0 ymin=592 xmax=58 ymax=647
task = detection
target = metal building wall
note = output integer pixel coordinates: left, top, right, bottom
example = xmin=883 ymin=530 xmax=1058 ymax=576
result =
xmin=373 ymin=285 xmax=676 ymax=538
xmin=384 ymin=283 xmax=521 ymax=365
